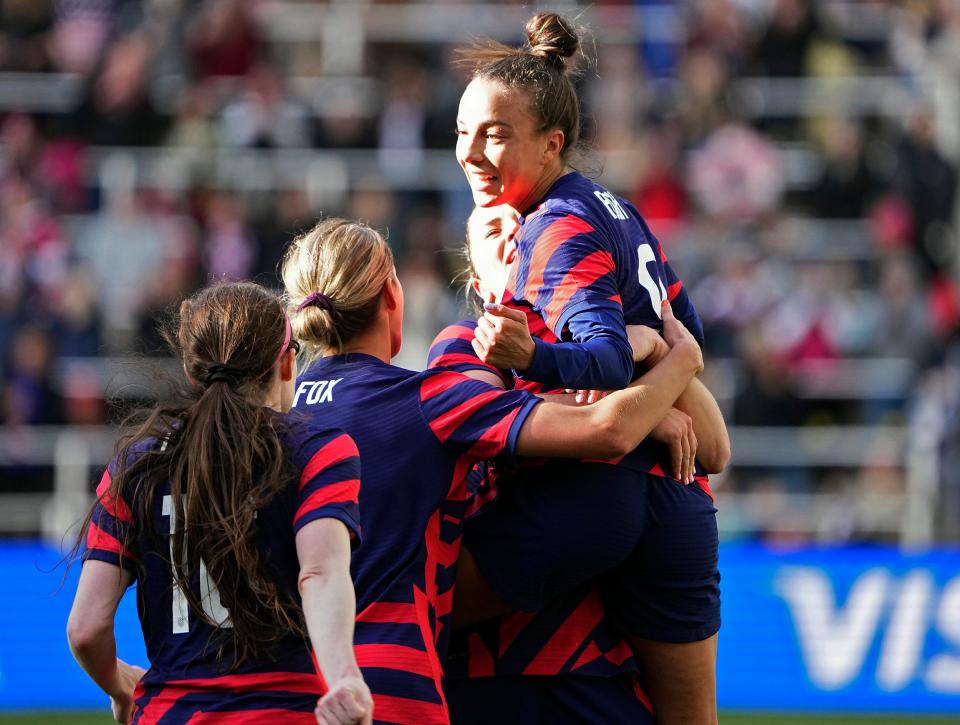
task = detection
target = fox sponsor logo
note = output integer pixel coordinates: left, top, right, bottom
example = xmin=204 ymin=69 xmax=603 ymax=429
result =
xmin=294 ymin=379 xmax=343 ymax=406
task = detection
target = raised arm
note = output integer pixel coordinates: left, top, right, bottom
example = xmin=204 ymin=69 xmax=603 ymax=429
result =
xmin=297 ymin=518 xmax=373 ymax=725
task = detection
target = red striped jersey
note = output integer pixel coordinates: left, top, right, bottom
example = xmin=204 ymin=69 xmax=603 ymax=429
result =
xmin=292 ymin=353 xmax=541 ymax=725
xmin=445 ymin=582 xmax=648 ymax=704
xmin=511 ymin=170 xmax=702 ymax=346
xmin=427 ymin=330 xmax=647 ymax=689
xmin=84 ymin=420 xmax=362 ymax=724
xmin=428 ymin=317 xmax=712 ymax=485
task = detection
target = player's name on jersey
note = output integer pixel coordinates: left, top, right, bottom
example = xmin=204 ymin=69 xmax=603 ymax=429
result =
xmin=293 ymin=379 xmax=343 ymax=406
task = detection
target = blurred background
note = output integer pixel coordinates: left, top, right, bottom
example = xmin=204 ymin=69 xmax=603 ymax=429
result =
xmin=0 ymin=0 xmax=958 ymax=722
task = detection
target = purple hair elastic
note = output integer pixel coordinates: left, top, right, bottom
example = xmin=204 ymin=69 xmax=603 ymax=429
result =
xmin=297 ymin=292 xmax=336 ymax=313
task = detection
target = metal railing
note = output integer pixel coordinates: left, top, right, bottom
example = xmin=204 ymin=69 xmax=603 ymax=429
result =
xmin=0 ymin=420 xmax=929 ymax=545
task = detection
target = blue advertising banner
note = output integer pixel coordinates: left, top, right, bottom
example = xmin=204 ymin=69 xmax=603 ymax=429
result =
xmin=719 ymin=543 xmax=960 ymax=713
xmin=0 ymin=541 xmax=958 ymax=712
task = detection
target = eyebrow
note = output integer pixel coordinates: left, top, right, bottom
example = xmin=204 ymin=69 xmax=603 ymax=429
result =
xmin=456 ymin=118 xmax=514 ymax=129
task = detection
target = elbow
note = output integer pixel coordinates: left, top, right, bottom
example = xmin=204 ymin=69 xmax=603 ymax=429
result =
xmin=593 ymin=415 xmax=637 ymax=460
xmin=297 ymin=566 xmax=324 ymax=598
xmin=699 ymin=436 xmax=731 ymax=474
xmin=66 ymin=613 xmax=109 ymax=658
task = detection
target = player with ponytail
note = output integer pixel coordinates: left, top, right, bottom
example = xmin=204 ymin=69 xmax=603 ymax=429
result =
xmin=68 ymin=281 xmax=372 ymax=725
xmin=452 ymin=12 xmax=724 ymax=724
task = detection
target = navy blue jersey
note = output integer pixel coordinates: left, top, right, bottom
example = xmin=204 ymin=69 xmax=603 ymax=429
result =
xmin=510 ymin=171 xmax=703 ymax=391
xmin=84 ymin=420 xmax=362 ymax=724
xmin=292 ymin=353 xmax=540 ymax=724
xmin=429 ymin=320 xmax=713 ymax=482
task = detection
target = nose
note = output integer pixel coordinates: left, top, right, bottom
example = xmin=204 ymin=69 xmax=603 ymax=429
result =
xmin=458 ymin=130 xmax=485 ymax=168
xmin=503 ymin=239 xmax=517 ymax=266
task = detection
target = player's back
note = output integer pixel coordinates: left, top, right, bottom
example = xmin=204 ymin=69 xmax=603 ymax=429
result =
xmin=293 ymin=352 xmax=540 ymax=724
xmin=98 ymin=420 xmax=361 ymax=723
xmin=293 ymin=353 xmax=460 ymax=610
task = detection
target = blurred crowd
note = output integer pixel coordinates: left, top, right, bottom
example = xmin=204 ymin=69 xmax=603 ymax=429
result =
xmin=1 ymin=0 xmax=959 ymax=541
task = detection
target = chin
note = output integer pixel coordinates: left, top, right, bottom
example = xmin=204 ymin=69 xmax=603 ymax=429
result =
xmin=471 ymin=189 xmax=502 ymax=208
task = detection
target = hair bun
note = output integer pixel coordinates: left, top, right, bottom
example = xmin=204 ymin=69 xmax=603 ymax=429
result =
xmin=526 ymin=12 xmax=579 ymax=67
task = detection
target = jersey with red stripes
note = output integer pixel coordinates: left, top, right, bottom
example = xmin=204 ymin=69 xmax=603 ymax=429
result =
xmin=293 ymin=353 xmax=540 ymax=724
xmin=84 ymin=420 xmax=362 ymax=723
xmin=511 ymin=170 xmax=702 ymax=346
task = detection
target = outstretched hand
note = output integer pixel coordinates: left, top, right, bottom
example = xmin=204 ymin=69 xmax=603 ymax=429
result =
xmin=473 ymin=303 xmax=536 ymax=371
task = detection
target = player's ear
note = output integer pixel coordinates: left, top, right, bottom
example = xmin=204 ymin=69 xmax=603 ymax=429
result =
xmin=280 ymin=347 xmax=296 ymax=382
xmin=382 ymin=273 xmax=402 ymax=311
xmin=543 ymin=128 xmax=565 ymax=163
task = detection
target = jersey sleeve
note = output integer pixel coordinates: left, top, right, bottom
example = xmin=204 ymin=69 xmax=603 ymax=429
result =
xmin=427 ymin=321 xmax=511 ymax=387
xmin=290 ymin=427 xmax=362 ymax=546
xmin=84 ymin=461 xmax=138 ymax=574
xmin=515 ymin=211 xmax=623 ymax=336
xmin=418 ymin=370 xmax=541 ymax=462
xmin=512 ymin=211 xmax=634 ymax=390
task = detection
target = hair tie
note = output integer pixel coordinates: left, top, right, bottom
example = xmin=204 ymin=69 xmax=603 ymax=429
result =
xmin=297 ymin=292 xmax=336 ymax=314
xmin=205 ymin=363 xmax=244 ymax=387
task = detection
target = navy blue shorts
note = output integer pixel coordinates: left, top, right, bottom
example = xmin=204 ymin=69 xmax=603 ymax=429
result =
xmin=463 ymin=460 xmax=646 ymax=613
xmin=446 ymin=674 xmax=654 ymax=725
xmin=601 ymin=477 xmax=721 ymax=643
xmin=463 ymin=461 xmax=720 ymax=643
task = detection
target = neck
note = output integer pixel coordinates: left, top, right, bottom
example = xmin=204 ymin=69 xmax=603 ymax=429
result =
xmin=511 ymin=165 xmax=568 ymax=216
xmin=335 ymin=315 xmax=393 ymax=364
xmin=261 ymin=370 xmax=284 ymax=412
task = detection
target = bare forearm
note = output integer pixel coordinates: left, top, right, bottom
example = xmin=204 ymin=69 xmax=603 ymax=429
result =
xmin=68 ymin=621 xmax=125 ymax=698
xmin=591 ymin=345 xmax=701 ymax=456
xmin=674 ymin=377 xmax=730 ymax=472
xmin=67 ymin=560 xmax=132 ymax=700
xmin=301 ymin=570 xmax=362 ymax=684
xmin=517 ymin=344 xmax=699 ymax=459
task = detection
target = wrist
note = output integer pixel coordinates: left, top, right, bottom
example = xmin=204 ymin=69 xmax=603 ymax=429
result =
xmin=103 ymin=663 xmax=128 ymax=700
xmin=676 ymin=341 xmax=703 ymax=375
xmin=326 ymin=660 xmax=364 ymax=684
xmin=519 ymin=336 xmax=535 ymax=371
xmin=647 ymin=340 xmax=669 ymax=366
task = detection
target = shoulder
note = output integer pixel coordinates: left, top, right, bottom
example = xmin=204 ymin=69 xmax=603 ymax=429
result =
xmin=106 ymin=433 xmax=165 ymax=484
xmin=418 ymin=367 xmax=502 ymax=403
xmin=430 ymin=320 xmax=479 ymax=346
xmin=279 ymin=415 xmax=356 ymax=459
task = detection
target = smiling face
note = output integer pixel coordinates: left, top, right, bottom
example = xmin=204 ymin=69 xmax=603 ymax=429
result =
xmin=456 ymin=78 xmax=564 ymax=213
xmin=466 ymin=204 xmax=520 ymax=303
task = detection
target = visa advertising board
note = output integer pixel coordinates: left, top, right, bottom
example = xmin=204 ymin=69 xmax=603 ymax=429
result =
xmin=0 ymin=541 xmax=958 ymax=712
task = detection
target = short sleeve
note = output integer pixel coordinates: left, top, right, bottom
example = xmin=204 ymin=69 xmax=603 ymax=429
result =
xmin=290 ymin=428 xmax=362 ymax=546
xmin=84 ymin=463 xmax=138 ymax=574
xmin=427 ymin=321 xmax=510 ymax=387
xmin=514 ymin=211 xmax=622 ymax=336
xmin=418 ymin=370 xmax=541 ymax=462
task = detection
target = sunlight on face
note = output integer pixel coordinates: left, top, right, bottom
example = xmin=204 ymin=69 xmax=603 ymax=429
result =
xmin=456 ymin=78 xmax=551 ymax=212
xmin=466 ymin=205 xmax=520 ymax=303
